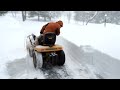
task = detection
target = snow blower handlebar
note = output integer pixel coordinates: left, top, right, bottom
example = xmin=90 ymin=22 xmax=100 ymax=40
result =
xmin=27 ymin=34 xmax=36 ymax=48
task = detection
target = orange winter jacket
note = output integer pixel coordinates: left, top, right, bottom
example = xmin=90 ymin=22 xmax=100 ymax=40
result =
xmin=40 ymin=20 xmax=63 ymax=36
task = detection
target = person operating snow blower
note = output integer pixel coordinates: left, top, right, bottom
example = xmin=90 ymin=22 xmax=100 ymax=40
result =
xmin=27 ymin=20 xmax=65 ymax=68
xmin=35 ymin=20 xmax=63 ymax=46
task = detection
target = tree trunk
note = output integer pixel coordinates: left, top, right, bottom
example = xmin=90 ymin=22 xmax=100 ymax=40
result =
xmin=11 ymin=11 xmax=14 ymax=17
xmin=86 ymin=11 xmax=98 ymax=25
xmin=67 ymin=11 xmax=71 ymax=23
xmin=83 ymin=20 xmax=84 ymax=25
xmin=38 ymin=13 xmax=40 ymax=21
xmin=15 ymin=12 xmax=16 ymax=17
xmin=25 ymin=11 xmax=26 ymax=20
xmin=49 ymin=17 xmax=51 ymax=21
xmin=11 ymin=11 xmax=17 ymax=17
xmin=44 ymin=17 xmax=46 ymax=21
xmin=22 ymin=11 xmax=24 ymax=21
xmin=104 ymin=16 xmax=107 ymax=27
xmin=22 ymin=11 xmax=26 ymax=21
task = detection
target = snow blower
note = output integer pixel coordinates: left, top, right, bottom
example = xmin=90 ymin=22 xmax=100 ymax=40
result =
xmin=26 ymin=32 xmax=65 ymax=69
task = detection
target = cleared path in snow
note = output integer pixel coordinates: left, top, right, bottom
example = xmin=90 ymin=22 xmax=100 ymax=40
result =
xmin=7 ymin=36 xmax=98 ymax=79
xmin=7 ymin=36 xmax=120 ymax=79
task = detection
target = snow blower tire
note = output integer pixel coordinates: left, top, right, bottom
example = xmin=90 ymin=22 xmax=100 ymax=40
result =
xmin=33 ymin=51 xmax=43 ymax=69
xmin=57 ymin=50 xmax=65 ymax=66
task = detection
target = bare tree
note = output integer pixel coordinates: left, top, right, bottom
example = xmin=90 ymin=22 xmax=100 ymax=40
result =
xmin=67 ymin=11 xmax=72 ymax=23
xmin=22 ymin=11 xmax=27 ymax=21
xmin=0 ymin=11 xmax=8 ymax=16
xmin=74 ymin=11 xmax=89 ymax=25
xmin=38 ymin=12 xmax=40 ymax=21
xmin=86 ymin=11 xmax=98 ymax=25
xmin=104 ymin=14 xmax=107 ymax=27
xmin=25 ymin=11 xmax=26 ymax=20
xmin=11 ymin=11 xmax=17 ymax=17
xmin=37 ymin=11 xmax=42 ymax=21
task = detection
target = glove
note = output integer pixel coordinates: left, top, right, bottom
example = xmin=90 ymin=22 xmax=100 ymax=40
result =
xmin=40 ymin=31 xmax=43 ymax=34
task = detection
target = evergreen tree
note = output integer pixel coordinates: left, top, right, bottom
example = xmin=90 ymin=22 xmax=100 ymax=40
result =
xmin=0 ymin=11 xmax=8 ymax=16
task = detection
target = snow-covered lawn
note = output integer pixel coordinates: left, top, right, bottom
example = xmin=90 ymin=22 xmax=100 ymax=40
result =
xmin=61 ymin=22 xmax=120 ymax=60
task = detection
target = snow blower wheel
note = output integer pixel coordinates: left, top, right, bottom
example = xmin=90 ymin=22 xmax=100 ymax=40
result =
xmin=57 ymin=50 xmax=65 ymax=66
xmin=33 ymin=51 xmax=43 ymax=69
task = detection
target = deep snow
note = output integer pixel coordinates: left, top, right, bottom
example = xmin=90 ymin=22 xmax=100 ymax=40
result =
xmin=0 ymin=12 xmax=120 ymax=79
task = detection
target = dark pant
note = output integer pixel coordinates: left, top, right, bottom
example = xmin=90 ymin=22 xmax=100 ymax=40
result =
xmin=38 ymin=34 xmax=43 ymax=45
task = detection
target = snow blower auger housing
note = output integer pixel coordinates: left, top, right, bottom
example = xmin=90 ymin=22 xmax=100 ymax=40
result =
xmin=30 ymin=32 xmax=65 ymax=69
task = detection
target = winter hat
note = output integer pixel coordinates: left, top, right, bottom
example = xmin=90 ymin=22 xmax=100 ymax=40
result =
xmin=56 ymin=20 xmax=63 ymax=27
